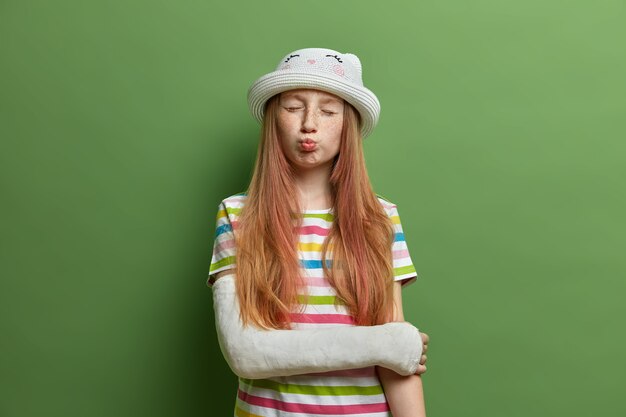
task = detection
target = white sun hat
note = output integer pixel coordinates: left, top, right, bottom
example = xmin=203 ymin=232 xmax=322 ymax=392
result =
xmin=247 ymin=47 xmax=381 ymax=138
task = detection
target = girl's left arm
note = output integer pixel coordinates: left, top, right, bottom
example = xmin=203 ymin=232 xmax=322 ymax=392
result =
xmin=376 ymin=281 xmax=427 ymax=417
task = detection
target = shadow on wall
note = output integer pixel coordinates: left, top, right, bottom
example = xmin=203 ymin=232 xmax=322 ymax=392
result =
xmin=207 ymin=123 xmax=259 ymax=202
xmin=198 ymin=123 xmax=257 ymax=411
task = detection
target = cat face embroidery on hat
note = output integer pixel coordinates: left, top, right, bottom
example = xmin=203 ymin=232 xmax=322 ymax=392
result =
xmin=247 ymin=46 xmax=380 ymax=138
xmin=276 ymin=48 xmax=364 ymax=86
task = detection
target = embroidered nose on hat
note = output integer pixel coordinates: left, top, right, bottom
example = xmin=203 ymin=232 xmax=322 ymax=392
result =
xmin=247 ymin=47 xmax=381 ymax=139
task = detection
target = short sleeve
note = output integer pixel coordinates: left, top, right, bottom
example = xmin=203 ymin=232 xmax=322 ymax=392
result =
xmin=207 ymin=201 xmax=237 ymax=287
xmin=389 ymin=204 xmax=419 ymax=287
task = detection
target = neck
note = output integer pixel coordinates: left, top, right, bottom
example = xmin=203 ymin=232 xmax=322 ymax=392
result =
xmin=293 ymin=161 xmax=334 ymax=210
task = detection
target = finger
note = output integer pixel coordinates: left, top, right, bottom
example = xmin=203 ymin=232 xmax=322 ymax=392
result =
xmin=420 ymin=354 xmax=427 ymax=365
xmin=415 ymin=364 xmax=427 ymax=375
xmin=420 ymin=332 xmax=430 ymax=345
xmin=422 ymin=343 xmax=428 ymax=354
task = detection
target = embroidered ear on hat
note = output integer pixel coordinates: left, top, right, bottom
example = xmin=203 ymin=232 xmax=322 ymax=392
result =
xmin=247 ymin=47 xmax=381 ymax=139
xmin=342 ymin=53 xmax=363 ymax=78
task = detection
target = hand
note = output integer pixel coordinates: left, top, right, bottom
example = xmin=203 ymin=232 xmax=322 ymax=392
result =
xmin=415 ymin=331 xmax=429 ymax=375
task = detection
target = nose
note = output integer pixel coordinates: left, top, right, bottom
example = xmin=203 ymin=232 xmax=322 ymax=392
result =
xmin=301 ymin=108 xmax=318 ymax=133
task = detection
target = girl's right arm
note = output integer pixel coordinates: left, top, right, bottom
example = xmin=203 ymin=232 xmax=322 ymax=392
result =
xmin=211 ymin=272 xmax=424 ymax=379
xmin=376 ymin=281 xmax=427 ymax=417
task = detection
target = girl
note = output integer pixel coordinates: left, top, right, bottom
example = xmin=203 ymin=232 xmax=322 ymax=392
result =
xmin=208 ymin=47 xmax=429 ymax=417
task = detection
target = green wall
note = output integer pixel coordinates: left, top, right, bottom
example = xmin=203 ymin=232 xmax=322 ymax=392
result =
xmin=1 ymin=1 xmax=624 ymax=416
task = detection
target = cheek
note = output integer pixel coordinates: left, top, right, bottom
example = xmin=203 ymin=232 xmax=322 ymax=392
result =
xmin=275 ymin=119 xmax=289 ymax=142
xmin=328 ymin=117 xmax=344 ymax=138
xmin=276 ymin=114 xmax=287 ymax=131
xmin=277 ymin=114 xmax=299 ymax=134
xmin=324 ymin=118 xmax=343 ymax=152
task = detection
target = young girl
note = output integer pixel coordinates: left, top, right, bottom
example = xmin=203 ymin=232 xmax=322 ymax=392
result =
xmin=208 ymin=47 xmax=429 ymax=417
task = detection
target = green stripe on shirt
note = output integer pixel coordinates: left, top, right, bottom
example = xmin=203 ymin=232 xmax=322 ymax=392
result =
xmin=239 ymin=378 xmax=384 ymax=396
xmin=296 ymin=294 xmax=345 ymax=305
xmin=301 ymin=213 xmax=335 ymax=221
xmin=394 ymin=264 xmax=417 ymax=276
xmin=210 ymin=256 xmax=236 ymax=271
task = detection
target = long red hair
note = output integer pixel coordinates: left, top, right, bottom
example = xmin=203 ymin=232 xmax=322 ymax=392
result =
xmin=234 ymin=93 xmax=396 ymax=329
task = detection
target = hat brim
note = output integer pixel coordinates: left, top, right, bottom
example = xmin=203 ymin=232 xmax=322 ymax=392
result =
xmin=247 ymin=69 xmax=380 ymax=138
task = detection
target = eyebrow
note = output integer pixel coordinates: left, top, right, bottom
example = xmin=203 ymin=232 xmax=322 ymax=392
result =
xmin=283 ymin=93 xmax=343 ymax=105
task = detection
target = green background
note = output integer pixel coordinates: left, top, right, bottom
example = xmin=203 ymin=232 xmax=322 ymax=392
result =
xmin=1 ymin=0 xmax=624 ymax=416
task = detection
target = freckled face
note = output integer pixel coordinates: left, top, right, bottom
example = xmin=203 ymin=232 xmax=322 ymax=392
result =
xmin=276 ymin=89 xmax=344 ymax=172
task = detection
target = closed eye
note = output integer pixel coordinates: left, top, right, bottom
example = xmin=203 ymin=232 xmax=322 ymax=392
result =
xmin=284 ymin=54 xmax=300 ymax=63
xmin=325 ymin=54 xmax=343 ymax=63
xmin=284 ymin=107 xmax=337 ymax=115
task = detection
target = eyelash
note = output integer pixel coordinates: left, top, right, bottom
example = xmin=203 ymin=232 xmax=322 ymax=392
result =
xmin=325 ymin=54 xmax=343 ymax=63
xmin=286 ymin=107 xmax=336 ymax=115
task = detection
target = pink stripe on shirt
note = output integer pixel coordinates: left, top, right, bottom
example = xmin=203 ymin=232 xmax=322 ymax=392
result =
xmin=214 ymin=238 xmax=236 ymax=253
xmin=289 ymin=313 xmax=356 ymax=325
xmin=304 ymin=277 xmax=332 ymax=287
xmin=393 ymin=249 xmax=410 ymax=258
xmin=238 ymin=390 xmax=389 ymax=415
xmin=297 ymin=225 xmax=330 ymax=237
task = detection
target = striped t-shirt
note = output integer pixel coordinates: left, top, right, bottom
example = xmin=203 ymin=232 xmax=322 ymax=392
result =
xmin=208 ymin=192 xmax=419 ymax=417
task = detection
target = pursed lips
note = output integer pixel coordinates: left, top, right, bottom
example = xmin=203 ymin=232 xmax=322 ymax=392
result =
xmin=299 ymin=138 xmax=317 ymax=151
